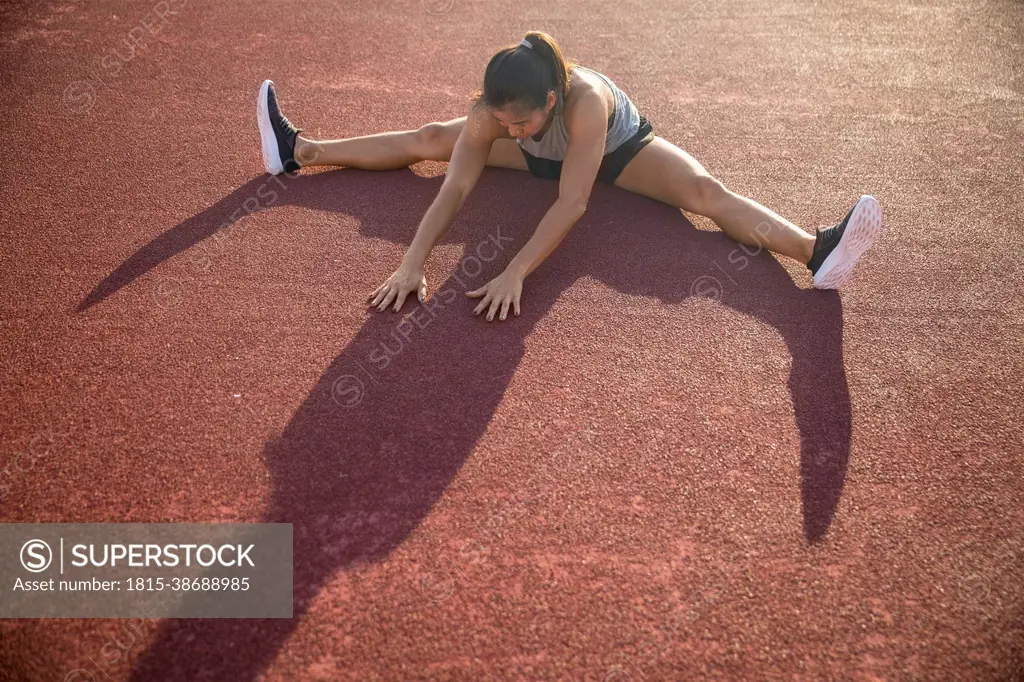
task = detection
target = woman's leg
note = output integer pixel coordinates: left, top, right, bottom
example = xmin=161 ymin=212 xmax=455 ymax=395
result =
xmin=259 ymin=81 xmax=524 ymax=175
xmin=292 ymin=117 xmax=530 ymax=174
xmin=293 ymin=126 xmax=437 ymax=171
xmin=613 ymin=136 xmax=814 ymax=264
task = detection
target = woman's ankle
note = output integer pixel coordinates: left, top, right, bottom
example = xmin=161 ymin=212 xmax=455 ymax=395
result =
xmin=294 ymin=135 xmax=322 ymax=166
xmin=799 ymin=232 xmax=816 ymax=265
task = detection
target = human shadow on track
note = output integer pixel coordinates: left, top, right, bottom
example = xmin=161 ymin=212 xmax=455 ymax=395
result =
xmin=92 ymin=169 xmax=849 ymax=681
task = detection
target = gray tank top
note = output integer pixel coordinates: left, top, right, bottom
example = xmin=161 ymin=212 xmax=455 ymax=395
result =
xmin=516 ymin=65 xmax=641 ymax=161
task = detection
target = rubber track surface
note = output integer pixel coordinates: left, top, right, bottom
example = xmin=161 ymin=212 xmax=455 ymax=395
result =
xmin=0 ymin=0 xmax=1022 ymax=679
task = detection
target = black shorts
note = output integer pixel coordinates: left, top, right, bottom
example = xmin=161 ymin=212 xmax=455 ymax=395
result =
xmin=519 ymin=115 xmax=655 ymax=184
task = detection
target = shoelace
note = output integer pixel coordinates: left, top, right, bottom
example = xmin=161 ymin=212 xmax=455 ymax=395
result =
xmin=815 ymin=222 xmax=842 ymax=254
xmin=270 ymin=88 xmax=300 ymax=136
xmin=277 ymin=111 xmax=300 ymax=136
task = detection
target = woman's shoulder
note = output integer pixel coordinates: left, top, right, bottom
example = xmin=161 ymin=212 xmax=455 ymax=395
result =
xmin=569 ymin=64 xmax=598 ymax=87
xmin=564 ymin=66 xmax=613 ymax=118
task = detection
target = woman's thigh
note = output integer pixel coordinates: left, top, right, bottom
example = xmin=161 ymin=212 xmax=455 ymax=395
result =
xmin=611 ymin=135 xmax=711 ymax=211
xmin=434 ymin=117 xmax=530 ymax=172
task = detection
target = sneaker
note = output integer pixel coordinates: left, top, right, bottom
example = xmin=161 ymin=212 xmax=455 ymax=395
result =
xmin=808 ymin=195 xmax=884 ymax=289
xmin=257 ymin=79 xmax=303 ymax=175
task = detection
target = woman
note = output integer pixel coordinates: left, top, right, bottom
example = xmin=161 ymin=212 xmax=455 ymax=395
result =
xmin=256 ymin=31 xmax=883 ymax=322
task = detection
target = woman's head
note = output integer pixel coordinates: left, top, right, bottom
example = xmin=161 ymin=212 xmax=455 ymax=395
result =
xmin=470 ymin=31 xmax=577 ymax=139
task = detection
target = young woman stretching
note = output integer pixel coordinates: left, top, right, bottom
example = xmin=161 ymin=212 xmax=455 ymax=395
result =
xmin=256 ymin=31 xmax=883 ymax=322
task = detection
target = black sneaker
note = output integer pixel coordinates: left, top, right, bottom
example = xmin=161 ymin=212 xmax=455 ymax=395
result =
xmin=257 ymin=79 xmax=303 ymax=175
xmin=808 ymin=195 xmax=884 ymax=289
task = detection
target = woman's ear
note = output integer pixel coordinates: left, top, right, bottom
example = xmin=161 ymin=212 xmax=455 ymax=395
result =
xmin=546 ymin=90 xmax=556 ymax=112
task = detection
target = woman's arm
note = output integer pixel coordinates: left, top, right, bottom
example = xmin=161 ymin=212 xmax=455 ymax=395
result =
xmin=506 ymin=89 xmax=608 ymax=278
xmin=368 ymin=106 xmax=503 ymax=313
xmin=468 ymin=90 xmax=609 ymax=321
xmin=404 ymin=107 xmax=503 ymax=267
xmin=402 ymin=182 xmax=470 ymax=268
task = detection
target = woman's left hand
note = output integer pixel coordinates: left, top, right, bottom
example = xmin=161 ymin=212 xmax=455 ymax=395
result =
xmin=465 ymin=269 xmax=523 ymax=321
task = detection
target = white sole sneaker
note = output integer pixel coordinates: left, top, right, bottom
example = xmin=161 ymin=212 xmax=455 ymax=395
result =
xmin=257 ymin=79 xmax=284 ymax=175
xmin=812 ymin=195 xmax=884 ymax=289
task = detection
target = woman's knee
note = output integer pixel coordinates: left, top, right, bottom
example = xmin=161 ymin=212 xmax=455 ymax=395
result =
xmin=415 ymin=122 xmax=454 ymax=161
xmin=689 ymin=174 xmax=730 ymax=217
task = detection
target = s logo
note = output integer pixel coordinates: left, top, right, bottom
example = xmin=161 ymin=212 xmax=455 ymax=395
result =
xmin=20 ymin=539 xmax=52 ymax=573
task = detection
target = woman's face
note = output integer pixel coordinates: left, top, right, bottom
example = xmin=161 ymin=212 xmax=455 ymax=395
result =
xmin=491 ymin=92 xmax=556 ymax=140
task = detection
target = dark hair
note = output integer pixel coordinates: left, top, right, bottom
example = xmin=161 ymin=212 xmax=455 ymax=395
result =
xmin=470 ymin=31 xmax=577 ymax=115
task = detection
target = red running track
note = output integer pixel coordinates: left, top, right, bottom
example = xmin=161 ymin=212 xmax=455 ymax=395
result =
xmin=0 ymin=0 xmax=1022 ymax=679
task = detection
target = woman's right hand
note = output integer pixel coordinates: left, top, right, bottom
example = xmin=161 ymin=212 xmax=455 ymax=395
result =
xmin=367 ymin=260 xmax=427 ymax=313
